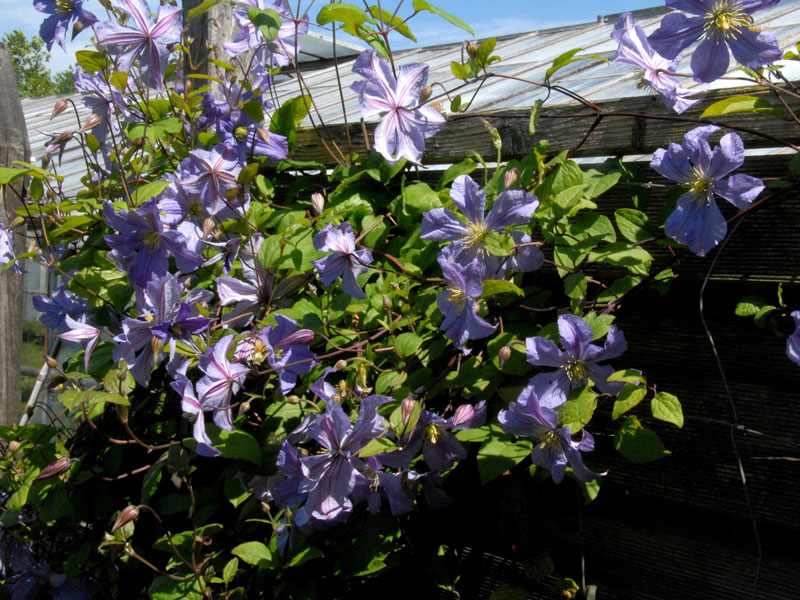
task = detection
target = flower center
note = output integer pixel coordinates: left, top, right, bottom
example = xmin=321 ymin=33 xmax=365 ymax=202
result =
xmin=704 ymin=2 xmax=753 ymax=42
xmin=564 ymin=359 xmax=587 ymax=386
xmin=251 ymin=338 xmax=267 ymax=363
xmin=141 ymin=231 xmax=161 ymax=249
xmin=461 ymin=221 xmax=489 ymax=251
xmin=424 ymin=423 xmax=443 ymax=443
xmin=690 ymin=166 xmax=712 ymax=198
xmin=56 ymin=0 xmax=74 ymax=13
xmin=234 ymin=126 xmax=249 ymax=142
xmin=537 ymin=429 xmax=558 ymax=450
xmin=447 ymin=287 xmax=467 ymax=311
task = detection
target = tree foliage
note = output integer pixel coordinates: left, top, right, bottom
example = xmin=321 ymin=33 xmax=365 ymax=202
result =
xmin=2 ymin=30 xmax=75 ymax=97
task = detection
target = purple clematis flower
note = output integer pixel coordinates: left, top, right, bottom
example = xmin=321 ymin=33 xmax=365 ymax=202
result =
xmin=498 ymin=381 xmax=602 ymax=484
xmin=651 ymin=125 xmax=764 ymax=256
xmin=73 ymin=67 xmax=131 ymax=146
xmin=96 ymin=0 xmax=182 ymax=91
xmin=526 ymin=314 xmax=627 ymax=408
xmin=172 ymin=373 xmax=220 ymax=457
xmin=422 ymin=174 xmax=541 ymax=275
xmin=648 ymin=0 xmax=783 ymax=83
xmin=311 ymin=222 xmax=373 ymax=299
xmin=237 ymin=315 xmax=316 ymax=394
xmin=787 ymin=311 xmax=800 ymax=366
xmin=32 ymin=285 xmax=90 ymax=332
xmin=196 ymin=334 xmax=251 ymax=431
xmin=59 ymin=314 xmax=101 ymax=372
xmin=351 ymin=49 xmax=446 ymax=164
xmin=436 ymin=254 xmax=496 ymax=353
xmin=611 ymin=13 xmax=704 ymax=114
xmin=112 ymin=275 xmax=211 ymax=385
xmin=175 ymin=145 xmax=244 ymax=217
xmin=223 ymin=0 xmax=308 ymax=68
xmin=0 ymin=222 xmax=24 ymax=275
xmin=381 ymin=401 xmax=487 ymax=473
xmin=104 ymin=199 xmax=205 ymax=287
xmin=34 ymin=0 xmax=97 ymax=51
xmin=296 ymin=395 xmax=391 ymax=521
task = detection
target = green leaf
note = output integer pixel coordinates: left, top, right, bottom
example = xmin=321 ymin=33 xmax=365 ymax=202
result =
xmin=149 ymin=577 xmax=204 ymax=600
xmin=368 ymin=6 xmax=416 ymax=41
xmin=614 ymin=208 xmax=653 ymax=243
xmin=395 ymin=332 xmax=423 ymax=357
xmin=529 ymin=99 xmax=544 ymax=135
xmin=455 ymin=424 xmax=491 ymax=443
xmin=700 ymin=95 xmax=784 ymax=119
xmin=59 ymin=390 xmax=129 ymax=410
xmin=288 ymin=546 xmax=324 ymax=567
xmin=316 ymin=3 xmax=374 ymax=36
xmin=204 ymin=427 xmax=262 ymax=464
xmin=359 ymin=437 xmax=397 ymax=457
xmin=270 ymin=95 xmax=311 ymax=148
xmin=141 ymin=459 xmax=163 ymax=504
xmin=614 ymin=416 xmax=670 ymax=463
xmin=553 ymin=184 xmax=588 ymax=218
xmin=439 ymin=162 xmax=477 ymax=192
xmin=375 ymin=370 xmax=406 ymax=395
xmin=412 ymin=0 xmax=474 ymax=35
xmin=557 ymin=387 xmax=597 ymax=433
xmin=607 ymin=369 xmax=646 ymax=385
xmin=589 ymin=243 xmax=652 ymax=268
xmin=0 ymin=167 xmax=29 ymax=185
xmin=584 ymin=170 xmax=621 ymax=199
xmin=651 ymin=392 xmax=683 ymax=428
xmin=481 ymin=279 xmax=524 ymax=298
xmin=75 ymin=50 xmax=107 ymax=72
xmin=735 ymin=295 xmax=767 ymax=317
xmin=50 ymin=215 xmax=94 ymax=238
xmin=186 ymin=0 xmax=224 ymax=21
xmin=611 ymin=383 xmax=647 ymax=420
xmin=248 ymin=7 xmax=282 ymax=41
xmin=403 ymin=182 xmax=441 ymax=214
xmin=450 ymin=60 xmax=469 ymax=80
xmin=563 ymin=272 xmax=587 ymax=299
xmin=242 ymin=97 xmax=264 ymax=124
xmin=545 ymin=48 xmax=606 ymax=82
xmin=223 ymin=558 xmax=239 ymax=583
xmin=232 ymin=541 xmax=273 ymax=566
xmin=131 ymin=181 xmax=170 ymax=205
xmin=477 ymin=426 xmax=532 ymax=484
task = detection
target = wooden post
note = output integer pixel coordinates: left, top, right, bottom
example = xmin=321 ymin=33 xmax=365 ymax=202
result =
xmin=0 ymin=42 xmax=29 ymax=425
xmin=183 ymin=0 xmax=254 ymax=85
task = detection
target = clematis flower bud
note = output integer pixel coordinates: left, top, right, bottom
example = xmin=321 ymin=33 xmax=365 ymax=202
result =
xmin=8 ymin=440 xmax=20 ymax=455
xmin=401 ymin=397 xmax=417 ymax=426
xmin=112 ymin=505 xmax=139 ymax=532
xmin=419 ymin=85 xmax=432 ymax=103
xmin=467 ymin=41 xmax=478 ymax=59
xmin=334 ymin=360 xmax=347 ymax=371
xmin=80 ymin=114 xmax=103 ymax=133
xmin=46 ymin=356 xmax=58 ymax=368
xmin=382 ymin=294 xmax=392 ymax=310
xmin=498 ymin=345 xmax=512 ymax=366
xmin=311 ymin=192 xmax=325 ymax=216
xmin=256 ymin=128 xmax=271 ymax=145
xmin=51 ymin=99 xmax=68 ymax=120
xmin=36 ymin=457 xmax=73 ymax=481
xmin=504 ymin=168 xmax=519 ymax=189
xmin=9 ymin=216 xmax=25 ymax=229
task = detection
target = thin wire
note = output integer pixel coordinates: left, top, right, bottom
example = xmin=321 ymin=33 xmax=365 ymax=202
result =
xmin=698 ymin=217 xmax=762 ymax=599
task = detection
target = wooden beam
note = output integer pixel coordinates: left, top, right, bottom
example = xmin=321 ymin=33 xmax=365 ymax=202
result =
xmin=0 ymin=43 xmax=29 ymax=425
xmin=290 ymin=85 xmax=800 ymax=165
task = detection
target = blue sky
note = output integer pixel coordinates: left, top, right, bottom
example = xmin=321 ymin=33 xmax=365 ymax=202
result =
xmin=0 ymin=0 xmax=661 ymax=74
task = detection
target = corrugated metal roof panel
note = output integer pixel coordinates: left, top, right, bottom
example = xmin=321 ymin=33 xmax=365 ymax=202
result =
xmin=23 ymin=1 xmax=800 ymax=195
